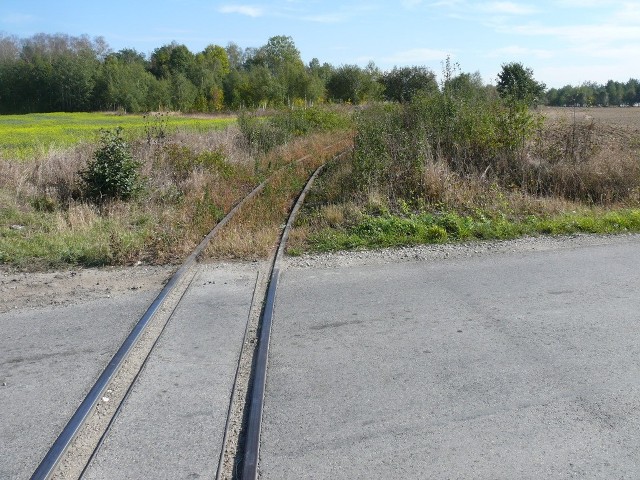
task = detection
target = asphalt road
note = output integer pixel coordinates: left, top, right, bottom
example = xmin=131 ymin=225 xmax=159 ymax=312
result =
xmin=260 ymin=236 xmax=640 ymax=479
xmin=82 ymin=263 xmax=256 ymax=480
xmin=0 ymin=291 xmax=157 ymax=480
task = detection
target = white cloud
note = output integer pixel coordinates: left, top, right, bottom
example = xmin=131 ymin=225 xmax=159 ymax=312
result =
xmin=555 ymin=0 xmax=616 ymax=7
xmin=610 ymin=2 xmax=640 ymax=24
xmin=292 ymin=3 xmax=379 ymax=23
xmin=478 ymin=2 xmax=538 ymax=15
xmin=429 ymin=0 xmax=464 ymax=7
xmin=488 ymin=45 xmax=554 ymax=59
xmin=429 ymin=0 xmax=536 ymax=14
xmin=567 ymin=42 xmax=640 ymax=61
xmin=302 ymin=13 xmax=347 ymax=23
xmin=508 ymin=22 xmax=640 ymax=43
xmin=1 ymin=13 xmax=36 ymax=24
xmin=218 ymin=5 xmax=264 ymax=17
xmin=537 ymin=62 xmax=634 ymax=87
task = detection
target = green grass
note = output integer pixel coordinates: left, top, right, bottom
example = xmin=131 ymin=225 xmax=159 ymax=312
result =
xmin=306 ymin=209 xmax=640 ymax=251
xmin=0 ymin=112 xmax=235 ymax=160
xmin=0 ymin=203 xmax=153 ymax=269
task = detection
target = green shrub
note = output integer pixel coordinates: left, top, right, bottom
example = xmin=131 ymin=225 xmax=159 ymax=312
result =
xmin=238 ymin=113 xmax=289 ymax=154
xmin=238 ymin=106 xmax=351 ymax=154
xmin=164 ymin=144 xmax=233 ymax=181
xmin=425 ymin=225 xmax=448 ymax=242
xmin=80 ymin=128 xmax=142 ymax=203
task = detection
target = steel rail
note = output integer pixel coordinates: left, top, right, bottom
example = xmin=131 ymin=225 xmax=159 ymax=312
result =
xmin=241 ymin=150 xmax=349 ymax=479
xmin=30 ymin=145 xmax=341 ymax=480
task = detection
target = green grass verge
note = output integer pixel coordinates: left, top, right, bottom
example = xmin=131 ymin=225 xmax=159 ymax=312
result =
xmin=0 ymin=112 xmax=235 ymax=160
xmin=306 ymin=209 xmax=640 ymax=251
xmin=0 ymin=204 xmax=153 ymax=269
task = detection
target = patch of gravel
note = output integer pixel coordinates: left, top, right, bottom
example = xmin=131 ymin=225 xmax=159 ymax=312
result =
xmin=284 ymin=233 xmax=640 ymax=270
xmin=0 ymin=264 xmax=176 ymax=314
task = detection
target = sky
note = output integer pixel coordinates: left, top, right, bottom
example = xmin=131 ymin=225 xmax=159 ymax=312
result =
xmin=1 ymin=0 xmax=639 ymax=88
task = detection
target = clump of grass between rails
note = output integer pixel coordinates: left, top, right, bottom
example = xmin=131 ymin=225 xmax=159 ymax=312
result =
xmin=287 ymin=101 xmax=640 ymax=254
xmin=0 ymin=107 xmax=352 ymax=270
xmin=205 ymin=133 xmax=351 ymax=259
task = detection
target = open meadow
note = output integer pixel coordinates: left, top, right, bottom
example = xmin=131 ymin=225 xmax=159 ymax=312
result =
xmin=0 ymin=112 xmax=236 ymax=161
xmin=541 ymin=105 xmax=640 ymax=128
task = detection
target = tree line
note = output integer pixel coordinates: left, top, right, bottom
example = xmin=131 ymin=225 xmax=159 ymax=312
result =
xmin=546 ymin=80 xmax=640 ymax=107
xmin=0 ymin=32 xmax=636 ymax=114
xmin=0 ymin=33 xmax=439 ymax=114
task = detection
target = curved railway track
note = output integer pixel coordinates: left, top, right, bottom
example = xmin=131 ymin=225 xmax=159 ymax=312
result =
xmin=30 ymin=145 xmax=349 ymax=480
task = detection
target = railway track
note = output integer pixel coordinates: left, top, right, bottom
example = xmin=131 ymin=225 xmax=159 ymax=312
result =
xmin=30 ymin=145 xmax=349 ymax=480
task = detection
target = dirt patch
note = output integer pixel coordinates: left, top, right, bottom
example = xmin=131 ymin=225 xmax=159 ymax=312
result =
xmin=541 ymin=106 xmax=640 ymax=129
xmin=0 ymin=264 xmax=176 ymax=314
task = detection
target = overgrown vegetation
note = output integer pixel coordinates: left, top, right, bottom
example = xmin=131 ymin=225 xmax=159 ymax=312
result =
xmin=289 ymin=64 xmax=640 ymax=254
xmin=206 ymin=132 xmax=350 ymax=259
xmin=237 ymin=106 xmax=351 ymax=154
xmin=0 ymin=106 xmax=352 ymax=269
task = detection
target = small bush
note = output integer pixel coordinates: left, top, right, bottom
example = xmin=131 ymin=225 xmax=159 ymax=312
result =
xmin=238 ymin=106 xmax=351 ymax=154
xmin=164 ymin=144 xmax=232 ymax=182
xmin=31 ymin=195 xmax=57 ymax=212
xmin=80 ymin=128 xmax=142 ymax=204
xmin=425 ymin=225 xmax=448 ymax=242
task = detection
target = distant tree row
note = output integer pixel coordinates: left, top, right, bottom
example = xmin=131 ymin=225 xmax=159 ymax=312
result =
xmin=545 ymin=79 xmax=640 ymax=107
xmin=2 ymin=32 xmax=634 ymax=114
xmin=0 ymin=33 xmax=442 ymax=114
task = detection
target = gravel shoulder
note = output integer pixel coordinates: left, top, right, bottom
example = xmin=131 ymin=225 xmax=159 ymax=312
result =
xmin=3 ymin=233 xmax=638 ymax=315
xmin=0 ymin=264 xmax=176 ymax=314
xmin=285 ymin=233 xmax=640 ymax=269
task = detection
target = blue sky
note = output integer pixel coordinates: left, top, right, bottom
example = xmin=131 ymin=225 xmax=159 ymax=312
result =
xmin=1 ymin=0 xmax=639 ymax=88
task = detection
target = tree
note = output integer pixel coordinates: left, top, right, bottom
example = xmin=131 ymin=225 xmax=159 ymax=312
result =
xmin=308 ymin=58 xmax=333 ymax=83
xmin=496 ymin=62 xmax=545 ymax=105
xmin=196 ymin=45 xmax=229 ymax=76
xmin=251 ymin=35 xmax=306 ymax=105
xmin=606 ymin=80 xmax=624 ymax=106
xmin=96 ymin=53 xmax=157 ymax=112
xmin=380 ymin=66 xmax=437 ymax=103
xmin=225 ymin=42 xmax=245 ymax=70
xmin=327 ymin=63 xmax=383 ymax=104
xmin=171 ymin=73 xmax=198 ymax=111
xmin=624 ymin=78 xmax=639 ymax=106
xmin=112 ymin=48 xmax=147 ymax=65
xmin=327 ymin=65 xmax=363 ymax=103
xmin=150 ymin=43 xmax=195 ymax=78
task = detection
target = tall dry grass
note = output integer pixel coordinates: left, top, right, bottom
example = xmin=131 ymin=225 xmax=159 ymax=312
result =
xmin=205 ymin=131 xmax=352 ymax=259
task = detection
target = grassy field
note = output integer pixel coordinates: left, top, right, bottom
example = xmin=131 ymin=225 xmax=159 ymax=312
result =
xmin=0 ymin=112 xmax=236 ymax=160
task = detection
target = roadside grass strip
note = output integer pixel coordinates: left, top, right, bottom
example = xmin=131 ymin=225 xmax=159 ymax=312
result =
xmin=305 ymin=209 xmax=640 ymax=251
